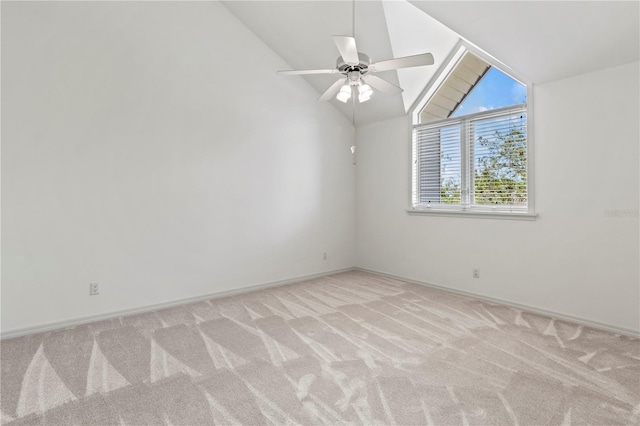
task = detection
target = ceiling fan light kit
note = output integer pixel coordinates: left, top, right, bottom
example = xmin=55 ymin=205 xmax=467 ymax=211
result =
xmin=278 ymin=35 xmax=434 ymax=104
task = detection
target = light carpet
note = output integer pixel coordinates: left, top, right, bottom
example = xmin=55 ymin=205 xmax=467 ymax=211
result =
xmin=1 ymin=271 xmax=638 ymax=425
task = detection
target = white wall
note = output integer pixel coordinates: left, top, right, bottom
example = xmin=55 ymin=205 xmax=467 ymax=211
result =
xmin=356 ymin=61 xmax=640 ymax=333
xmin=1 ymin=1 xmax=356 ymax=334
xmin=3 ymin=2 xmax=638 ymax=337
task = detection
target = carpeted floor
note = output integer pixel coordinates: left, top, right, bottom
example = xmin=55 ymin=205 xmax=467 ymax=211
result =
xmin=1 ymin=271 xmax=639 ymax=425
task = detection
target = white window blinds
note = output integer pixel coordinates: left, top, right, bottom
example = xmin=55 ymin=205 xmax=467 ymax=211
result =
xmin=412 ymin=104 xmax=527 ymax=212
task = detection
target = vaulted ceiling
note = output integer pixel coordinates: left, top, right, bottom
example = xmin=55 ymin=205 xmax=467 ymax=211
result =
xmin=223 ymin=1 xmax=640 ymax=125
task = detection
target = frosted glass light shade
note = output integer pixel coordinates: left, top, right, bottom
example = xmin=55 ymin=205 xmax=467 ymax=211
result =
xmin=358 ymin=83 xmax=373 ymax=103
xmin=336 ymin=84 xmax=352 ymax=103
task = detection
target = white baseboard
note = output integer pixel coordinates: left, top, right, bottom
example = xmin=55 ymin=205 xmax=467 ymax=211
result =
xmin=4 ymin=266 xmax=637 ymax=340
xmin=0 ymin=267 xmax=355 ymax=340
xmin=357 ymin=267 xmax=640 ymax=339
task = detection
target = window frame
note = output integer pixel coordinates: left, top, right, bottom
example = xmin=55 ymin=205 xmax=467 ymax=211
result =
xmin=407 ymin=41 xmax=536 ymax=220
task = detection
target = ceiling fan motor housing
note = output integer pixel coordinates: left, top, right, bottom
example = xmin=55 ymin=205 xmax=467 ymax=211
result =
xmin=336 ymin=53 xmax=371 ymax=75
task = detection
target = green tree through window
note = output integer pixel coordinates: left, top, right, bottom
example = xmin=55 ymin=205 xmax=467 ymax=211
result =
xmin=473 ymin=115 xmax=527 ymax=205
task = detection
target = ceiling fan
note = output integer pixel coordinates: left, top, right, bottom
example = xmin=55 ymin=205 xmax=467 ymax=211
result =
xmin=278 ymin=35 xmax=434 ymax=103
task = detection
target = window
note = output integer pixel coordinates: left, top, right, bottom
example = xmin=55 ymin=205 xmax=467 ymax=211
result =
xmin=411 ymin=49 xmax=534 ymax=218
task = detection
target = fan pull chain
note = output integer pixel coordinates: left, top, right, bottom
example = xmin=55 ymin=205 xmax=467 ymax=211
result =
xmin=351 ymin=84 xmax=357 ymax=163
xmin=352 ymin=90 xmax=356 ymax=125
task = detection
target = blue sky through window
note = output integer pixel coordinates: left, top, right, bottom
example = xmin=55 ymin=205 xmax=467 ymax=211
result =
xmin=450 ymin=67 xmax=526 ymax=117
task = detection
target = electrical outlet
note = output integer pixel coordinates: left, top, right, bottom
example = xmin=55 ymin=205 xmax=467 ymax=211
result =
xmin=473 ymin=269 xmax=480 ymax=279
xmin=89 ymin=282 xmax=99 ymax=296
xmin=323 ymin=252 xmax=327 ymax=260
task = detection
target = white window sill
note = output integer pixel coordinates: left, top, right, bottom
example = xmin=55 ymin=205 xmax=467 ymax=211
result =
xmin=407 ymin=208 xmax=538 ymax=221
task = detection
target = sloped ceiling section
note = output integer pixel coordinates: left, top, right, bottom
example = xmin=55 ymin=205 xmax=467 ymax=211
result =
xmin=409 ymin=0 xmax=640 ymax=85
xmin=381 ymin=0 xmax=458 ymax=113
xmin=224 ymin=1 xmax=640 ymax=124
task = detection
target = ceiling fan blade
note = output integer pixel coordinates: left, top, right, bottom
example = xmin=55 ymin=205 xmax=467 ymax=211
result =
xmin=369 ymin=53 xmax=434 ymax=72
xmin=333 ymin=35 xmax=360 ymax=66
xmin=278 ymin=69 xmax=339 ymax=75
xmin=319 ymin=78 xmax=347 ymax=101
xmin=364 ymin=75 xmax=403 ymax=95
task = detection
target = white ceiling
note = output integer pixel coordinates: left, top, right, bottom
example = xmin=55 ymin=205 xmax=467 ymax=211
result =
xmin=411 ymin=1 xmax=640 ymax=85
xmin=223 ymin=0 xmax=640 ymax=125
